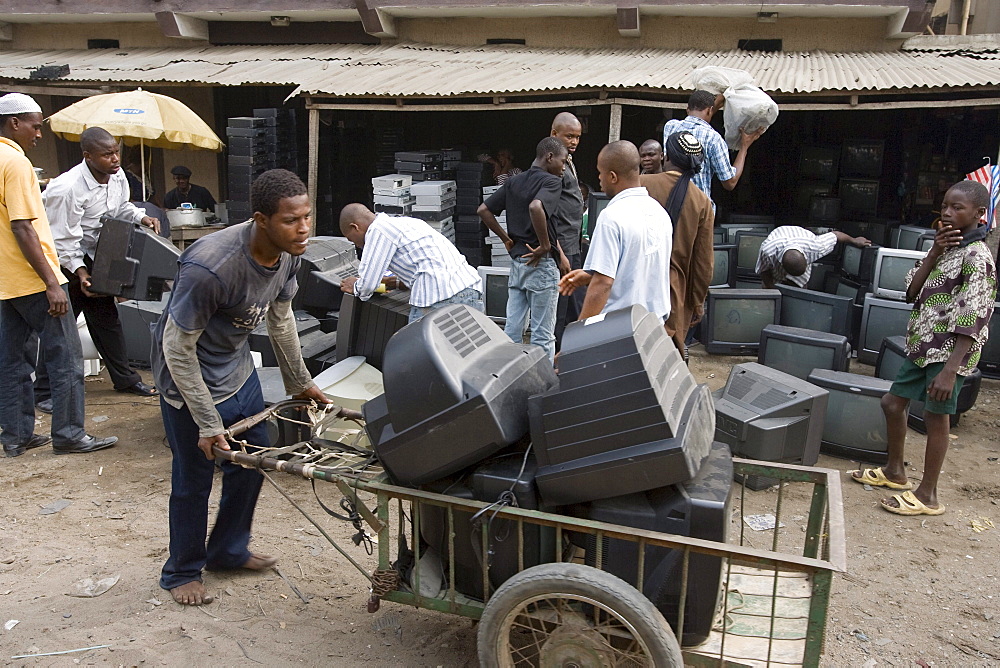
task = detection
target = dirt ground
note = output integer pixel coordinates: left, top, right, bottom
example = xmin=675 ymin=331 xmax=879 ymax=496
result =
xmin=2 ymin=348 xmax=999 ymax=667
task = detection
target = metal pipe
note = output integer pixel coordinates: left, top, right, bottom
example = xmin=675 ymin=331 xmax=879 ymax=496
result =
xmin=960 ymin=0 xmax=972 ymax=35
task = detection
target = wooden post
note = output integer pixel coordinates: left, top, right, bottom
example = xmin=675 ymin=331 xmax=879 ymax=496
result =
xmin=608 ymin=103 xmax=622 ymax=143
xmin=308 ymin=104 xmax=320 ymax=237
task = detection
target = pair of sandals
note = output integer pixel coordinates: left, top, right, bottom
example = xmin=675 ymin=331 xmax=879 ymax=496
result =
xmin=850 ymin=467 xmax=945 ymax=516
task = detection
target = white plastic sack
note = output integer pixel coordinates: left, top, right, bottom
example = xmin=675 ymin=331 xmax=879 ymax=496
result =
xmin=690 ymin=66 xmax=754 ymax=95
xmin=722 ymin=84 xmax=779 ymax=150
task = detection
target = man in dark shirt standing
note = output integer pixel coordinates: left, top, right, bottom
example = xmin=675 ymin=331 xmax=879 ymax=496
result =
xmin=164 ymin=165 xmax=217 ymax=211
xmin=478 ymin=137 xmax=568 ymax=361
xmin=639 ymin=139 xmax=664 ymax=175
xmin=549 ymin=111 xmax=585 ymax=350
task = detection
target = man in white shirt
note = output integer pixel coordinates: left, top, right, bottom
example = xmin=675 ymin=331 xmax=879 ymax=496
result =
xmin=558 ymin=141 xmax=672 ymax=323
xmin=35 ymin=126 xmax=160 ymax=409
xmin=338 ymin=203 xmax=483 ymax=323
xmin=756 ymin=225 xmax=870 ymax=289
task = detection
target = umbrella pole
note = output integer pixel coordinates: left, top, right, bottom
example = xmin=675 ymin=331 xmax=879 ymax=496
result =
xmin=140 ymin=139 xmax=147 ymax=201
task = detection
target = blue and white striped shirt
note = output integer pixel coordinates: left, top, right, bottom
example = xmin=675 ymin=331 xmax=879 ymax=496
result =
xmin=755 ymin=225 xmax=838 ymax=288
xmin=663 ymin=116 xmax=735 ymax=201
xmin=354 ymin=213 xmax=481 ymax=307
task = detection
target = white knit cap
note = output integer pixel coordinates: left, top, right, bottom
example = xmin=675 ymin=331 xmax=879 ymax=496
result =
xmin=0 ymin=93 xmax=43 ymax=115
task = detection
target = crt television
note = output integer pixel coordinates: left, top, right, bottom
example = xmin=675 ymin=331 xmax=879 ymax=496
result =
xmin=702 ymin=288 xmax=781 ymax=355
xmin=587 ymin=192 xmax=612 ymax=235
xmin=807 ymin=369 xmax=892 ymax=464
xmin=713 ymin=362 xmax=828 ymax=490
xmin=838 ymin=178 xmax=879 ymax=217
xmin=840 ymin=140 xmax=884 ymax=178
xmin=291 ymin=236 xmax=360 ymax=317
xmin=872 ymin=248 xmax=924 ymax=301
xmin=89 ymin=216 xmax=181 ymax=301
xmin=858 ymin=295 xmax=914 ymax=366
xmin=891 ymin=224 xmax=932 ymax=251
xmin=776 ymin=284 xmax=853 ymax=338
xmin=798 ymin=146 xmax=839 ymax=181
xmin=978 ymin=302 xmax=1000 ymax=379
xmin=734 ymin=230 xmax=769 ymax=279
xmin=711 ymin=244 xmax=737 ymax=288
xmin=712 ymin=228 xmax=726 ymax=245
xmin=720 ymin=220 xmax=773 ymax=244
xmin=757 ymin=324 xmax=851 ymax=381
xmin=840 ymin=243 xmax=881 ymax=284
xmin=478 ymin=265 xmax=510 ymax=324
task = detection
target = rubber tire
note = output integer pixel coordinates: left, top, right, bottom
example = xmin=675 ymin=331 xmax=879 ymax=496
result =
xmin=477 ymin=562 xmax=683 ymax=668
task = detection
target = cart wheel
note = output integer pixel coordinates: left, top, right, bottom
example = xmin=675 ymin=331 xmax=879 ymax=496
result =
xmin=477 ymin=563 xmax=682 ymax=668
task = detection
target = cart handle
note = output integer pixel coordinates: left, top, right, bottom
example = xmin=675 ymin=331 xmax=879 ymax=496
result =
xmin=224 ymin=399 xmax=363 ymax=438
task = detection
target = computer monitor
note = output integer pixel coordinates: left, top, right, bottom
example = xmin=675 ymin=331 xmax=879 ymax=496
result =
xmin=587 ymin=192 xmax=612 ymax=234
xmin=838 ymin=178 xmax=879 ymax=218
xmin=892 ymin=224 xmax=931 ymax=251
xmin=292 ymin=236 xmax=360 ymax=316
xmin=711 ymin=244 xmax=737 ymax=288
xmin=713 ymin=362 xmax=828 ymax=489
xmin=758 ymin=324 xmax=851 ymax=381
xmin=807 ymin=369 xmax=892 ymax=464
xmin=872 ymin=248 xmax=924 ymax=301
xmin=840 ymin=243 xmax=881 ymax=283
xmin=734 ymin=230 xmax=768 ymax=278
xmin=712 ymin=228 xmax=726 ymax=244
xmin=858 ymin=295 xmax=914 ymax=365
xmin=478 ymin=265 xmax=509 ymax=324
xmin=978 ymin=302 xmax=1000 ymax=379
xmin=798 ymin=146 xmax=839 ymax=181
xmin=840 ymin=140 xmax=884 ymax=178
xmin=702 ymin=288 xmax=781 ymax=355
xmin=776 ymin=284 xmax=853 ymax=337
xmin=89 ymin=216 xmax=181 ymax=301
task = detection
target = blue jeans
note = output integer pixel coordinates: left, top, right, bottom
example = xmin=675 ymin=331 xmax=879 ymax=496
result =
xmin=0 ymin=289 xmax=86 ymax=447
xmin=159 ymin=373 xmax=269 ymax=591
xmin=408 ymin=287 xmax=484 ymax=324
xmin=505 ymin=257 xmax=559 ymax=361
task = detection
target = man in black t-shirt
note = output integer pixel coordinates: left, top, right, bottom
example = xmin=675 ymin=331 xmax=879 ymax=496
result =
xmin=478 ymin=137 xmax=568 ymax=361
xmin=164 ymin=165 xmax=217 ymax=211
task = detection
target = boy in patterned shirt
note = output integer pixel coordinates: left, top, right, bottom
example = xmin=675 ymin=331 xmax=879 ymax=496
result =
xmin=851 ymin=181 xmax=995 ymax=516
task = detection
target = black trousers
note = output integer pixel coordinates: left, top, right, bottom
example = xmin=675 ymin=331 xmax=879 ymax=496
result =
xmin=554 ymin=252 xmax=584 ymax=352
xmin=35 ymin=259 xmax=140 ymax=398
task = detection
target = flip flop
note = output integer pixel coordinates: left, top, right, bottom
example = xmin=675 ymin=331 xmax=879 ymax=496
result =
xmin=880 ymin=491 xmax=945 ymax=516
xmin=850 ymin=467 xmax=913 ymax=490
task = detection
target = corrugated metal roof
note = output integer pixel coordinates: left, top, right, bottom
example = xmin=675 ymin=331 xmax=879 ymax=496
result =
xmin=1 ymin=42 xmax=998 ymax=98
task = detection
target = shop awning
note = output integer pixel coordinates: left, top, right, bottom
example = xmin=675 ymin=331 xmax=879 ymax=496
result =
xmin=1 ymin=41 xmax=999 ymax=102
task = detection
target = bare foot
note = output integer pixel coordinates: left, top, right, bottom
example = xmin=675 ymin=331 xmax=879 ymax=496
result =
xmin=242 ymin=553 xmax=278 ymax=570
xmin=170 ymin=581 xmax=214 ymax=605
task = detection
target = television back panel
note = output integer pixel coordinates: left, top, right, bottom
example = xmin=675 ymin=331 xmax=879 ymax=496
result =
xmin=807 ymin=369 xmax=891 ymax=464
xmin=91 ymin=216 xmax=181 ymax=300
xmin=292 ymin=237 xmax=359 ymax=314
xmin=858 ymin=295 xmax=913 ymax=365
xmin=335 ymin=291 xmax=411 ymax=371
xmin=570 ymin=439 xmax=732 ymax=647
xmin=978 ymin=303 xmax=1000 ymax=378
xmin=758 ymin=324 xmax=851 ymax=381
xmin=115 ymin=296 xmax=168 ymax=368
xmin=529 ymin=306 xmax=715 ymax=506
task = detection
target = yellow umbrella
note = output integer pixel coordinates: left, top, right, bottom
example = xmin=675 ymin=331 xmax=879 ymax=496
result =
xmin=47 ymin=88 xmax=224 ymax=194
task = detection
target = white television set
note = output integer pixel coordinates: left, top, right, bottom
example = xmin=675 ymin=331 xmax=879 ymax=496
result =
xmin=872 ymin=248 xmax=924 ymax=301
xmin=478 ymin=265 xmax=510 ymax=325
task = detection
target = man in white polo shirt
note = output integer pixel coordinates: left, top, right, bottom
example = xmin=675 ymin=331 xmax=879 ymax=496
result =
xmin=339 ymin=203 xmax=482 ymax=323
xmin=558 ymin=140 xmax=672 ymax=323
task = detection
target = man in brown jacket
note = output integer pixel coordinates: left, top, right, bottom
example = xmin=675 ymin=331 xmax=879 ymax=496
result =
xmin=640 ymin=131 xmax=715 ymax=358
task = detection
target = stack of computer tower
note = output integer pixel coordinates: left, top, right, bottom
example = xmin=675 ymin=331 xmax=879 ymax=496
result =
xmin=372 ymin=174 xmax=413 ymax=216
xmin=482 ymin=185 xmax=510 ymax=268
xmin=440 ymin=148 xmax=461 ymax=180
xmin=225 ymin=117 xmax=269 ymax=223
xmin=410 ymin=180 xmax=456 ymax=242
xmin=455 ymin=161 xmax=490 ymax=267
xmin=794 ymin=146 xmax=839 ymax=222
xmin=253 ymin=108 xmax=299 ymax=176
xmin=394 ymin=150 xmax=443 ymax=183
xmin=375 ymin=128 xmax=405 ymax=175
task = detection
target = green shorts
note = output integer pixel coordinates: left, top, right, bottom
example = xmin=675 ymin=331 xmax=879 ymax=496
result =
xmin=889 ymin=359 xmax=966 ymax=415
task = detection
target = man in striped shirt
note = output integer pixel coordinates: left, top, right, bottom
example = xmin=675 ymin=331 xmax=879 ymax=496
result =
xmin=756 ymin=225 xmax=870 ymax=289
xmin=339 ymin=204 xmax=482 ymax=323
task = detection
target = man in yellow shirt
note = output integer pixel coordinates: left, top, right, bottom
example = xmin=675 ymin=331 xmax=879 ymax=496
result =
xmin=0 ymin=93 xmax=117 ymax=457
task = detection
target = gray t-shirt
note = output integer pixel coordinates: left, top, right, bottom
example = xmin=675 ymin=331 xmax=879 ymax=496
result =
xmin=152 ymin=221 xmax=299 ymax=404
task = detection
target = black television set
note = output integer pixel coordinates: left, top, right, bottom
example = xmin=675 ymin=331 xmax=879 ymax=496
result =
xmin=840 ymin=140 xmax=884 ymax=178
xmin=528 ymin=306 xmax=715 ymax=506
xmin=807 ymin=369 xmax=891 ymax=464
xmin=713 ymin=228 xmax=726 ymax=244
xmin=365 ymin=304 xmax=558 ymax=486
xmin=978 ymin=302 xmax=1000 ymax=379
xmin=713 ymin=362 xmax=828 ymax=490
xmin=891 ymin=224 xmax=931 ymax=251
xmin=793 ymin=182 xmax=833 ymax=213
xmin=858 ymin=295 xmax=914 ymax=365
xmin=874 ymin=335 xmax=907 ymax=382
xmin=776 ymin=284 xmax=854 ymax=338
xmin=806 ymin=261 xmax=837 ymax=293
xmin=734 ymin=230 xmax=769 ymax=279
xmin=808 ymin=195 xmax=840 ymax=223
xmin=849 ymin=220 xmax=889 ymax=247
xmin=839 ymin=243 xmax=881 ymax=284
xmin=335 ymin=290 xmax=411 ymax=371
xmin=702 ymin=288 xmax=782 ymax=355
xmin=728 ymin=214 xmax=776 ymax=227
xmin=292 ymin=236 xmax=360 ymax=316
xmin=587 ymin=192 xmax=612 ymax=234
xmin=916 ymin=232 xmax=936 ymax=253
xmin=758 ymin=324 xmax=851 ymax=380
xmin=798 ymin=146 xmax=839 ymax=182
xmin=90 ymin=216 xmax=181 ymax=301
xmin=838 ymin=178 xmax=879 ymax=218
xmin=711 ymin=244 xmax=737 ymax=288
xmin=569 ymin=439 xmax=733 ymax=647
xmin=720 ymin=220 xmax=773 ymax=245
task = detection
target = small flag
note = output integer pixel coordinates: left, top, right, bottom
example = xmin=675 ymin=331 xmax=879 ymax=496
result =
xmin=966 ymin=162 xmax=1000 ymax=231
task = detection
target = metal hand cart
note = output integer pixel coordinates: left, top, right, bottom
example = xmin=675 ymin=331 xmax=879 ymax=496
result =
xmin=217 ymin=401 xmax=846 ymax=667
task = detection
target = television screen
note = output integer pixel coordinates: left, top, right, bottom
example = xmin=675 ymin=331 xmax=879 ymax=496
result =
xmin=713 ymin=229 xmax=726 ymax=244
xmin=777 ymin=284 xmax=853 ymax=337
xmin=917 ymin=233 xmax=936 ymax=253
xmin=588 ymin=193 xmax=612 ymax=233
xmin=835 ymin=277 xmax=862 ymax=301
xmin=841 ymin=140 xmax=884 ymax=177
xmin=873 ymin=249 xmax=923 ymax=300
xmin=808 ymin=195 xmax=840 ymax=223
xmin=762 ymin=338 xmax=836 ymax=380
xmin=839 ymin=178 xmax=879 ymax=216
xmin=858 ymin=295 xmax=914 ymax=365
xmin=735 ymin=231 xmax=768 ymax=274
xmin=798 ymin=146 xmax=839 ymax=181
xmin=720 ymin=222 xmax=773 ymax=244
xmin=894 ymin=224 xmax=930 ymax=251
xmin=808 ymin=369 xmax=891 ymax=464
xmin=875 ymin=335 xmax=907 ymax=381
xmin=479 ymin=266 xmax=510 ymax=322
xmin=793 ymin=182 xmax=832 ymax=213
xmin=711 ymin=245 xmax=735 ymax=288
xmin=841 ymin=244 xmax=862 ymax=278
xmin=709 ymin=295 xmax=779 ymax=347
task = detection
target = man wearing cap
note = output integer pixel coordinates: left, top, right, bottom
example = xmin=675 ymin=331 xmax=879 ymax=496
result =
xmin=164 ymin=166 xmax=216 ymax=211
xmin=0 ymin=93 xmax=118 ymax=457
